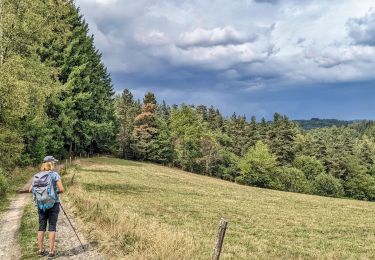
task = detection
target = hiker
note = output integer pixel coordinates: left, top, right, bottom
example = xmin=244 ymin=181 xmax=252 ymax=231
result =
xmin=29 ymin=155 xmax=64 ymax=258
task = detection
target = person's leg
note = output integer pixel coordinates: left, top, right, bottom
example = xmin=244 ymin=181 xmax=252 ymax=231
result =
xmin=47 ymin=203 xmax=60 ymax=254
xmin=38 ymin=231 xmax=45 ymax=252
xmin=49 ymin=232 xmax=56 ymax=253
xmin=38 ymin=209 xmax=48 ymax=253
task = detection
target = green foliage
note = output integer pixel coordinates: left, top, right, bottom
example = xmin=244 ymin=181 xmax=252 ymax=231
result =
xmin=0 ymin=0 xmax=58 ymax=168
xmin=0 ymin=127 xmax=24 ymax=170
xmin=295 ymin=118 xmax=354 ymax=130
xmin=267 ymin=113 xmax=299 ymax=165
xmin=149 ymin=115 xmax=174 ymax=164
xmin=293 ymin=155 xmax=325 ymax=180
xmin=115 ymin=89 xmax=140 ymax=159
xmin=0 ymin=0 xmax=115 ymax=173
xmin=170 ymin=105 xmax=205 ymax=172
xmin=277 ymin=167 xmax=312 ymax=193
xmin=217 ymin=149 xmax=240 ymax=181
xmin=43 ymin=2 xmax=116 ymax=156
xmin=313 ymin=173 xmax=344 ymax=198
xmin=344 ymin=174 xmax=375 ymax=201
xmin=237 ymin=141 xmax=279 ymax=188
xmin=0 ymin=169 xmax=8 ymax=196
xmin=143 ymin=92 xmax=157 ymax=105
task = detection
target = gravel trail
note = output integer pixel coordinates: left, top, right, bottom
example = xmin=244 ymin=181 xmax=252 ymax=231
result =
xmin=0 ymin=172 xmax=103 ymax=259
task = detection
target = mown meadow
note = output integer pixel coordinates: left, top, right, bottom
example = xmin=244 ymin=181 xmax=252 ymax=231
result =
xmin=56 ymin=157 xmax=375 ymax=259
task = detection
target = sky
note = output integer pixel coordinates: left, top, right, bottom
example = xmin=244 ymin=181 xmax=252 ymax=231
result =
xmin=75 ymin=0 xmax=375 ymax=120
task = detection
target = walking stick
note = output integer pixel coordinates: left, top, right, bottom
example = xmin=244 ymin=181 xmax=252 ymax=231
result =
xmin=59 ymin=202 xmax=85 ymax=250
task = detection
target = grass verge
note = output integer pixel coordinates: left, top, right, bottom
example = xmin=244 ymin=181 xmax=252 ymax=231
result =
xmin=0 ymin=167 xmax=36 ymax=214
xmin=19 ymin=203 xmax=39 ymax=260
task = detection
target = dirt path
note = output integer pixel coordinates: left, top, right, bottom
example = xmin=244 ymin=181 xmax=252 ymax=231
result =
xmin=0 ymin=171 xmax=103 ymax=259
xmin=0 ymin=193 xmax=29 ymax=260
xmin=0 ymin=178 xmax=32 ymax=260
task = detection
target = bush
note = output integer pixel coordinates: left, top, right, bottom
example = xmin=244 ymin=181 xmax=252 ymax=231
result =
xmin=237 ymin=141 xmax=279 ymax=188
xmin=0 ymin=168 xmax=9 ymax=196
xmin=217 ymin=150 xmax=240 ymax=181
xmin=313 ymin=173 xmax=344 ymax=198
xmin=277 ymin=167 xmax=312 ymax=194
xmin=293 ymin=155 xmax=325 ymax=180
xmin=344 ymin=174 xmax=375 ymax=201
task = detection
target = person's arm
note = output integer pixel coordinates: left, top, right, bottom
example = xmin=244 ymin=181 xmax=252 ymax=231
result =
xmin=56 ymin=179 xmax=65 ymax=193
xmin=28 ymin=184 xmax=33 ymax=193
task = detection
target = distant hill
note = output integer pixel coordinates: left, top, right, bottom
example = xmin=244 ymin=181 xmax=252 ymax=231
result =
xmin=293 ymin=118 xmax=356 ymax=130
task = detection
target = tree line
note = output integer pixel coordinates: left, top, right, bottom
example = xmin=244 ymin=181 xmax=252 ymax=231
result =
xmin=1 ymin=0 xmax=374 ymax=201
xmin=115 ymin=90 xmax=375 ymax=201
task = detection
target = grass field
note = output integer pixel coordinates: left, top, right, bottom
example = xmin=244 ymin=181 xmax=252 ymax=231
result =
xmin=57 ymin=157 xmax=375 ymax=259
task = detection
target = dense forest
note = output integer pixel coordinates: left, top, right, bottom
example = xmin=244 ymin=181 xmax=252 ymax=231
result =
xmin=1 ymin=0 xmax=374 ymax=201
xmin=293 ymin=118 xmax=356 ymax=130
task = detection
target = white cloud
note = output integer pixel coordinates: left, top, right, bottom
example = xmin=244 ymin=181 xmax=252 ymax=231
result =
xmin=178 ymin=26 xmax=256 ymax=47
xmin=135 ymin=30 xmax=171 ymax=46
xmin=94 ymin=0 xmax=117 ymax=5
xmin=166 ymin=43 xmax=269 ymax=69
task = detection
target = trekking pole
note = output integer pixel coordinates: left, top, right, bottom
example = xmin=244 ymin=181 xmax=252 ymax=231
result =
xmin=59 ymin=202 xmax=85 ymax=250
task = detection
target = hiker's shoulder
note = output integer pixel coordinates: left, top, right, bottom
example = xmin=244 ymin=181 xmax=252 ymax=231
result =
xmin=50 ymin=171 xmax=61 ymax=180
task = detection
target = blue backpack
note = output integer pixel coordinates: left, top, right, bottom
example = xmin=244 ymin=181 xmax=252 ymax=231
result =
xmin=32 ymin=171 xmax=57 ymax=211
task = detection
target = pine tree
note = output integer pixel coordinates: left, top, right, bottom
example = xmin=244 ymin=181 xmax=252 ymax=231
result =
xmin=143 ymin=92 xmax=157 ymax=105
xmin=131 ymin=93 xmax=159 ymax=160
xmin=116 ymin=89 xmax=139 ymax=159
xmin=43 ymin=2 xmax=116 ymax=156
xmin=245 ymin=116 xmax=259 ymax=149
xmin=149 ymin=115 xmax=173 ymax=164
xmin=268 ymin=113 xmax=297 ymax=165
xmin=196 ymin=105 xmax=208 ymax=121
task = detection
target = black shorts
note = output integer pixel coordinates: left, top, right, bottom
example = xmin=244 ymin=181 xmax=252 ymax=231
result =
xmin=38 ymin=203 xmax=60 ymax=232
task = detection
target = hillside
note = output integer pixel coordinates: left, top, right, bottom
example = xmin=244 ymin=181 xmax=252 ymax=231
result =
xmin=60 ymin=157 xmax=375 ymax=259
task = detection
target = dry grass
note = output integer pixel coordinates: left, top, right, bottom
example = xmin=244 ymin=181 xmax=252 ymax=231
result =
xmin=63 ymin=157 xmax=375 ymax=259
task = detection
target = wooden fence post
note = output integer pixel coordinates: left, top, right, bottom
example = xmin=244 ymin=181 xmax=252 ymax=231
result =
xmin=212 ymin=218 xmax=228 ymax=260
xmin=70 ymin=156 xmax=72 ymax=165
xmin=65 ymin=159 xmax=68 ymax=172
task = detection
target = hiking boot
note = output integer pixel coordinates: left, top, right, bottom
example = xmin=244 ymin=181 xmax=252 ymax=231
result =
xmin=48 ymin=252 xmax=56 ymax=258
xmin=38 ymin=250 xmax=46 ymax=256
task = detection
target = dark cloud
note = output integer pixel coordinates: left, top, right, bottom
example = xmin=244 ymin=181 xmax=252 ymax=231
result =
xmin=347 ymin=9 xmax=375 ymax=46
xmin=76 ymin=0 xmax=375 ymax=119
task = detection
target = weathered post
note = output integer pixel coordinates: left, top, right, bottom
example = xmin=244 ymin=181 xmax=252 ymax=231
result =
xmin=212 ymin=218 xmax=228 ymax=260
xmin=70 ymin=156 xmax=72 ymax=165
xmin=70 ymin=170 xmax=76 ymax=185
xmin=65 ymin=159 xmax=68 ymax=172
